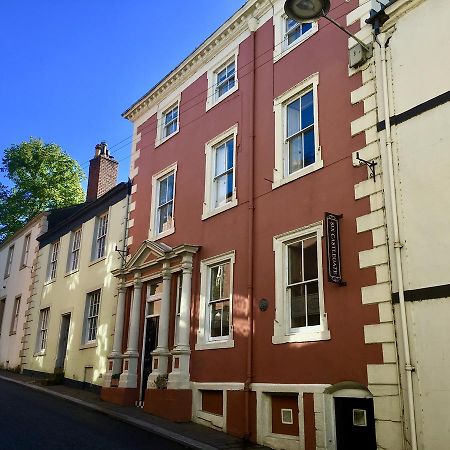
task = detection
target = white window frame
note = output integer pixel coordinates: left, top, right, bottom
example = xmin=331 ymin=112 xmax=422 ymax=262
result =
xmin=20 ymin=233 xmax=31 ymax=269
xmin=273 ymin=3 xmax=318 ymax=62
xmin=149 ymin=162 xmax=177 ymax=240
xmin=68 ymin=228 xmax=82 ymax=273
xmin=206 ymin=50 xmax=239 ymax=111
xmin=155 ymin=94 xmax=181 ymax=147
xmin=83 ymin=290 xmax=101 ymax=344
xmin=196 ymin=250 xmax=235 ymax=351
xmin=202 ymin=124 xmax=238 ymax=220
xmin=93 ymin=213 xmax=108 ymax=261
xmin=10 ymin=295 xmax=20 ymax=335
xmin=0 ymin=297 xmax=6 ymax=336
xmin=47 ymin=241 xmax=60 ymax=281
xmin=272 ymin=222 xmax=330 ymax=344
xmin=273 ymin=73 xmax=322 ymax=189
xmin=36 ymin=307 xmax=50 ymax=353
xmin=4 ymin=245 xmax=14 ymax=278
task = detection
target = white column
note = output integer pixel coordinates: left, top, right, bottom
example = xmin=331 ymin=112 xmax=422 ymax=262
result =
xmin=119 ymin=272 xmax=142 ymax=388
xmin=103 ymin=280 xmax=126 ymax=387
xmin=168 ymin=254 xmax=193 ymax=389
xmin=147 ymin=262 xmax=171 ymax=388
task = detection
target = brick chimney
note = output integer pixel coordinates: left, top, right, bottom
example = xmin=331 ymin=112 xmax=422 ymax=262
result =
xmin=86 ymin=142 xmax=119 ymax=202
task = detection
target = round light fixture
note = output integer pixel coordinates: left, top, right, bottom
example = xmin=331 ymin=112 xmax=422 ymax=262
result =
xmin=284 ymin=0 xmax=331 ymax=22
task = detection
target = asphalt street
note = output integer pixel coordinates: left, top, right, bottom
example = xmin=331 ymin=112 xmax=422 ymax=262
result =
xmin=0 ymin=378 xmax=188 ymax=450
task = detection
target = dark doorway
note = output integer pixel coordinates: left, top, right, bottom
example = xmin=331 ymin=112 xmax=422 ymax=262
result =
xmin=335 ymin=397 xmax=377 ymax=450
xmin=55 ymin=314 xmax=71 ymax=370
xmin=141 ymin=316 xmax=159 ymax=400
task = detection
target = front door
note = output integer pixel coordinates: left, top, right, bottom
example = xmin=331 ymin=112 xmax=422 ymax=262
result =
xmin=55 ymin=314 xmax=71 ymax=370
xmin=141 ymin=316 xmax=159 ymax=400
xmin=334 ymin=397 xmax=376 ymax=450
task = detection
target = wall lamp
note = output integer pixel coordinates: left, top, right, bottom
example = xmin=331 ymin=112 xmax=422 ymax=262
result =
xmin=284 ymin=0 xmax=372 ymax=68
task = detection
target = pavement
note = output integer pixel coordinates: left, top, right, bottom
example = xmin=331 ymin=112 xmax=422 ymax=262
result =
xmin=0 ymin=370 xmax=270 ymax=450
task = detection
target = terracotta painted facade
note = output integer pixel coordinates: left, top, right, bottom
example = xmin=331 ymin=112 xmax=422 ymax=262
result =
xmin=102 ymin=1 xmax=386 ymax=448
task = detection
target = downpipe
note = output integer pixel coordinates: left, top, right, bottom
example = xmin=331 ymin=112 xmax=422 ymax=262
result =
xmin=377 ymin=32 xmax=418 ymax=450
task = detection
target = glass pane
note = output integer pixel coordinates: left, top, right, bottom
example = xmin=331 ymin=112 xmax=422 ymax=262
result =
xmin=222 ymin=301 xmax=230 ymax=336
xmin=287 ymin=27 xmax=301 ymax=45
xmin=306 ymin=281 xmax=320 ymax=326
xmin=149 ymin=282 xmax=163 ymax=296
xmin=226 ymin=172 xmax=233 ymax=201
xmin=167 ymin=174 xmax=174 ymax=201
xmin=228 ymin=76 xmax=235 ymax=90
xmin=210 ymin=266 xmax=222 ymax=301
xmin=301 ymin=22 xmax=312 ymax=33
xmin=159 ymin=177 xmax=167 ymax=205
xmin=158 ymin=203 xmax=172 ymax=232
xmin=303 ymin=129 xmax=315 ymax=167
xmin=215 ymin=175 xmax=227 ymax=207
xmin=215 ymin=144 xmax=226 ymax=176
xmin=148 ymin=299 xmax=161 ymax=316
xmin=288 ymin=242 xmax=303 ymax=284
xmin=290 ymin=285 xmax=306 ymax=328
xmin=210 ymin=300 xmax=229 ymax=338
xmin=221 ymin=262 xmax=230 ymax=299
xmin=227 ymin=62 xmax=235 ymax=76
xmin=288 ymin=135 xmax=303 ymax=174
xmin=303 ymin=237 xmax=318 ymax=280
xmin=226 ymin=139 xmax=234 ymax=170
xmin=301 ymin=91 xmax=314 ymax=128
xmin=217 ymin=67 xmax=227 ymax=84
xmin=287 ymin=99 xmax=300 ymax=137
xmin=286 ymin=18 xmax=297 ymax=31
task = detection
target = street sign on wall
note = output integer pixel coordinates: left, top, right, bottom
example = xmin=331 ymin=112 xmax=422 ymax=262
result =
xmin=325 ymin=212 xmax=346 ymax=286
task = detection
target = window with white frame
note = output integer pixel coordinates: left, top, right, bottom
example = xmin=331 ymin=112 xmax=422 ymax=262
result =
xmin=20 ymin=233 xmax=31 ymax=268
xmin=206 ymin=52 xmax=238 ymax=110
xmin=0 ymin=298 xmax=6 ymax=336
xmin=273 ymin=223 xmax=329 ymax=344
xmin=68 ymin=228 xmax=82 ymax=272
xmin=94 ymin=213 xmax=108 ymax=260
xmin=10 ymin=296 xmax=20 ymax=334
xmin=150 ymin=163 xmax=177 ymax=239
xmin=47 ymin=241 xmax=59 ymax=281
xmin=202 ymin=125 xmax=238 ymax=220
xmin=37 ymin=307 xmax=50 ymax=352
xmin=273 ymin=73 xmax=322 ymax=188
xmin=273 ymin=1 xmax=318 ymax=62
xmin=4 ymin=245 xmax=14 ymax=278
xmin=83 ymin=290 xmax=100 ymax=343
xmin=196 ymin=251 xmax=235 ymax=350
xmin=162 ymin=104 xmax=179 ymax=139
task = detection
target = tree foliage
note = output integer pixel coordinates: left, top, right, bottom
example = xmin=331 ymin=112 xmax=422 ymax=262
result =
xmin=0 ymin=138 xmax=85 ymax=240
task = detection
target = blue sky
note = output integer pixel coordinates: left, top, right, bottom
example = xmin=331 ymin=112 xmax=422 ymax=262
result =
xmin=0 ymin=1 xmax=246 ymax=190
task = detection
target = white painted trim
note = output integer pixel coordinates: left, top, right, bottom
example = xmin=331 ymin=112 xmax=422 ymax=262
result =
xmin=154 ymin=94 xmax=181 ymax=148
xmin=205 ymin=49 xmax=239 ymax=112
xmin=272 ymin=222 xmax=330 ymax=344
xmin=273 ymin=1 xmax=319 ymax=63
xmin=273 ymin=72 xmax=322 ymax=189
xmin=149 ymin=162 xmax=178 ymax=241
xmin=195 ymin=250 xmax=235 ymax=350
xmin=202 ymin=124 xmax=239 ymax=220
xmin=251 ymin=383 xmax=330 ymax=393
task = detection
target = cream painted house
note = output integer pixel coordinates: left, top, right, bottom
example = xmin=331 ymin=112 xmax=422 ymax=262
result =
xmin=0 ymin=213 xmax=48 ymax=369
xmin=22 ymin=145 xmax=130 ymax=389
xmin=349 ymin=0 xmax=450 ymax=449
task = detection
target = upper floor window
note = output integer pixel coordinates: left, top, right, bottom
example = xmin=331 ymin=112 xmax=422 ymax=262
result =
xmin=206 ymin=52 xmax=239 ymax=111
xmin=285 ymin=18 xmax=313 ymax=47
xmin=273 ymin=73 xmax=322 ymax=189
xmin=69 ymin=228 xmax=82 ymax=272
xmin=202 ymin=125 xmax=238 ymax=220
xmin=0 ymin=297 xmax=6 ymax=336
xmin=4 ymin=245 xmax=14 ymax=278
xmin=150 ymin=163 xmax=177 ymax=240
xmin=94 ymin=213 xmax=108 ymax=260
xmin=83 ymin=290 xmax=101 ymax=344
xmin=20 ymin=233 xmax=31 ymax=269
xmin=273 ymin=222 xmax=329 ymax=344
xmin=47 ymin=241 xmax=59 ymax=281
xmin=37 ymin=307 xmax=50 ymax=352
xmin=196 ymin=251 xmax=235 ymax=351
xmin=163 ymin=104 xmax=179 ymax=139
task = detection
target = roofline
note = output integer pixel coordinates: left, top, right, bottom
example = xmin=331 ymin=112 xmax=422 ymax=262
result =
xmin=122 ymin=0 xmax=272 ymax=121
xmin=0 ymin=211 xmax=49 ymax=250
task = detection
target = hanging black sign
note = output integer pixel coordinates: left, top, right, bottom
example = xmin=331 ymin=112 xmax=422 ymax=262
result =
xmin=325 ymin=212 xmax=346 ymax=286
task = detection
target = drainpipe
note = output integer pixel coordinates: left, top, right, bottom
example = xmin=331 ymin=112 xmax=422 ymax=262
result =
xmin=244 ymin=16 xmax=257 ymax=441
xmin=376 ymin=33 xmax=418 ymax=450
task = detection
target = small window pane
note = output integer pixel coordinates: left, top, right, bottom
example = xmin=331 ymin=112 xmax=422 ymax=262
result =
xmin=302 ymin=22 xmax=312 ymax=33
xmin=303 ymin=237 xmax=318 ymax=280
xmin=306 ymin=281 xmax=320 ymax=326
xmin=226 ymin=139 xmax=234 ymax=170
xmin=288 ymin=242 xmax=303 ymax=284
xmin=215 ymin=144 xmax=226 ymax=176
xmin=287 ymin=99 xmax=301 ymax=137
xmin=290 ymin=284 xmax=306 ymax=328
xmin=301 ymin=91 xmax=314 ymax=128
xmin=288 ymin=135 xmax=303 ymax=174
xmin=303 ymin=129 xmax=315 ymax=167
xmin=210 ymin=300 xmax=229 ymax=338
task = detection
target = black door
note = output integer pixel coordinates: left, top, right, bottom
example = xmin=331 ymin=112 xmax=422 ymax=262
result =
xmin=55 ymin=314 xmax=71 ymax=370
xmin=141 ymin=316 xmax=159 ymax=400
xmin=335 ymin=397 xmax=377 ymax=450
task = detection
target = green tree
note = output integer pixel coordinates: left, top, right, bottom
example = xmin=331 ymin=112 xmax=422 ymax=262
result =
xmin=0 ymin=138 xmax=85 ymax=240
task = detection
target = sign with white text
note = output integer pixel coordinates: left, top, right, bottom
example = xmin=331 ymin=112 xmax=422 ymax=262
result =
xmin=325 ymin=212 xmax=346 ymax=286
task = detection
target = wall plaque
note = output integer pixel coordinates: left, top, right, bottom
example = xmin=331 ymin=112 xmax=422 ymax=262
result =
xmin=325 ymin=212 xmax=346 ymax=286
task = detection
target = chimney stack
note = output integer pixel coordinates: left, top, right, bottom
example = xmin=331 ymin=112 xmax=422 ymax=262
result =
xmin=86 ymin=142 xmax=119 ymax=202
